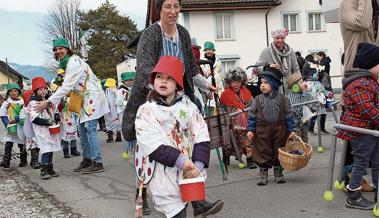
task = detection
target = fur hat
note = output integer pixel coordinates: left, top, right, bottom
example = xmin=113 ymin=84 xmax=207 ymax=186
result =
xmin=287 ymin=72 xmax=302 ymax=89
xmin=225 ymin=67 xmax=248 ymax=86
xmin=150 ymin=56 xmax=183 ymax=91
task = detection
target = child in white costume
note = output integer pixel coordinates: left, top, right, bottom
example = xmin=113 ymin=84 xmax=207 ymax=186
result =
xmin=0 ymin=83 xmax=26 ymax=168
xmin=19 ymin=89 xmax=40 ymax=169
xmin=28 ymin=77 xmax=61 ymax=180
xmin=58 ymin=99 xmax=81 ymax=158
xmin=104 ymin=78 xmax=121 ymax=142
xmin=116 ymin=71 xmax=135 ymax=160
xmin=136 ymin=56 xmax=222 ymax=218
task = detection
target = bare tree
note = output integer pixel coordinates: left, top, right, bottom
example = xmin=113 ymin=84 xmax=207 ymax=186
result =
xmin=40 ymin=0 xmax=81 ymax=70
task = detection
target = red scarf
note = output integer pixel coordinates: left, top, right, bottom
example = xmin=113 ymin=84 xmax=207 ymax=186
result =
xmin=220 ymin=86 xmax=252 ymax=110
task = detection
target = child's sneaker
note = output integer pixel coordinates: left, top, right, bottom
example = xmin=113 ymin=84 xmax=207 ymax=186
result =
xmin=40 ymin=166 xmax=51 ymax=180
xmin=274 ymin=166 xmax=286 ymax=184
xmin=309 ymin=130 xmax=317 ymax=135
xmin=257 ymin=168 xmax=268 ymax=186
xmin=346 ymin=187 xmax=375 ymax=210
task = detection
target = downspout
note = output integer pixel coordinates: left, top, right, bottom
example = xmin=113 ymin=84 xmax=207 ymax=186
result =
xmin=265 ymin=1 xmax=281 ymax=46
xmin=265 ymin=6 xmax=272 ymax=47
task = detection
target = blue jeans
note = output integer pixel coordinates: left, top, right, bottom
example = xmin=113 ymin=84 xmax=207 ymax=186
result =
xmin=78 ymin=119 xmax=103 ymax=163
xmin=349 ymin=134 xmax=379 ymax=189
xmin=41 ymin=152 xmax=53 ymax=166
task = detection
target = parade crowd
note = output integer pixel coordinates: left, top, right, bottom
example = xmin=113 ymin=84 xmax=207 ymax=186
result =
xmin=1 ymin=0 xmax=379 ymax=217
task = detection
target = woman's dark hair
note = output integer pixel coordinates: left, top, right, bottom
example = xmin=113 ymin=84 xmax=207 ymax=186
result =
xmin=305 ymin=54 xmax=314 ymax=63
xmin=147 ymin=89 xmax=166 ymax=102
xmin=316 ymin=51 xmax=326 ymax=58
xmin=155 ymin=0 xmax=182 ymax=15
xmin=54 ymin=48 xmax=74 ymax=61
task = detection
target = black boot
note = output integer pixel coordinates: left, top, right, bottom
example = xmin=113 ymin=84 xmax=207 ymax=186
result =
xmin=273 ymin=166 xmax=286 ymax=184
xmin=106 ymin=131 xmax=113 ymax=142
xmin=246 ymin=158 xmax=257 ymax=169
xmin=40 ymin=165 xmax=51 ymax=180
xmin=346 ymin=187 xmax=375 ymax=210
xmin=192 ymin=200 xmax=224 ymax=217
xmin=63 ymin=147 xmax=70 ymax=158
xmin=115 ymin=131 xmax=122 ymax=142
xmin=222 ymin=155 xmax=230 ymax=173
xmin=19 ymin=145 xmax=27 ymax=167
xmin=30 ymin=148 xmax=40 ymax=169
xmin=375 ymin=189 xmax=377 ymax=202
xmin=1 ymin=142 xmax=12 ymax=168
xmin=74 ymin=158 xmax=92 ymax=172
xmin=70 ymin=147 xmax=81 ymax=156
xmin=48 ymin=164 xmax=59 ymax=177
xmin=136 ymin=188 xmax=151 ymax=215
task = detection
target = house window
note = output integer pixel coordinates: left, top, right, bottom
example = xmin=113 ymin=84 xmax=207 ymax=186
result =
xmin=308 ymin=12 xmax=323 ymax=31
xmin=221 ymin=60 xmax=236 ymax=74
xmin=282 ymin=12 xmax=300 ymax=32
xmin=215 ymin=13 xmax=233 ymax=40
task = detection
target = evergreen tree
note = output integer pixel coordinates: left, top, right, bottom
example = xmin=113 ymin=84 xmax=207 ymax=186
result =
xmin=78 ymin=0 xmax=138 ymax=79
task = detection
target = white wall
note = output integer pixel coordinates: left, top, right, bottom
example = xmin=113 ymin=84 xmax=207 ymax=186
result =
xmin=180 ymin=0 xmax=344 ymax=90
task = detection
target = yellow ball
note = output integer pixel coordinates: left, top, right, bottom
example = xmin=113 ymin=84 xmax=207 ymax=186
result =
xmin=318 ymin=146 xmax=325 ymax=153
xmin=374 ymin=205 xmax=379 ymax=217
xmin=122 ymin=151 xmax=129 ymax=160
xmin=238 ymin=162 xmax=246 ymax=169
xmin=334 ymin=180 xmax=345 ymax=190
xmin=323 ymin=191 xmax=334 ymax=201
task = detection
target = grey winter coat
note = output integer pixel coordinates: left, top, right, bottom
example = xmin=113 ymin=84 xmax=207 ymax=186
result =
xmin=122 ymin=22 xmax=202 ymax=141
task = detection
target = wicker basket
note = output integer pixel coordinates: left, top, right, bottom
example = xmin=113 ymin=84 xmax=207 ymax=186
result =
xmin=278 ymin=135 xmax=313 ymax=171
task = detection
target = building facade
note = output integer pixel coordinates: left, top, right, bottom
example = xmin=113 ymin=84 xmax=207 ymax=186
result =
xmin=180 ymin=0 xmax=344 ymax=91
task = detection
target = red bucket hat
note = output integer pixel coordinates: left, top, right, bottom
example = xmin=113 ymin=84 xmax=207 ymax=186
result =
xmin=22 ymin=90 xmax=34 ymax=105
xmin=150 ymin=56 xmax=184 ymax=91
xmin=32 ymin=77 xmax=47 ymax=92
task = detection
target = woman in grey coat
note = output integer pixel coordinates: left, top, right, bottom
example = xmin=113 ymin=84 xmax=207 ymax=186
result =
xmin=122 ymin=0 xmax=222 ymax=217
xmin=256 ymin=28 xmax=300 ymax=93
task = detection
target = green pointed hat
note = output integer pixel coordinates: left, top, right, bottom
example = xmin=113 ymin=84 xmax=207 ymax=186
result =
xmin=121 ymin=72 xmax=136 ymax=82
xmin=204 ymin=41 xmax=215 ymax=51
xmin=52 ymin=37 xmax=70 ymax=50
xmin=6 ymin=83 xmax=21 ymax=91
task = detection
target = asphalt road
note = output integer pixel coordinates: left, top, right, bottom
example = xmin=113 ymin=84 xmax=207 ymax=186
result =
xmin=1 ymin=110 xmax=377 ymax=218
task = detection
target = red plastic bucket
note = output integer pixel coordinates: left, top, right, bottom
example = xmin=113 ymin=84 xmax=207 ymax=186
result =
xmin=179 ymin=176 xmax=205 ymax=202
xmin=49 ymin=124 xmax=61 ymax=135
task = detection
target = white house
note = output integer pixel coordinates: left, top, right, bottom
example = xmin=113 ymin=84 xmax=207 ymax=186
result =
xmin=179 ymin=0 xmax=344 ymax=91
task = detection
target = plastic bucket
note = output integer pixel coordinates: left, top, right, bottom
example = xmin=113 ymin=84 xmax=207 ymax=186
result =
xmin=7 ymin=124 xmax=17 ymax=134
xmin=179 ymin=176 xmax=205 ymax=202
xmin=49 ymin=124 xmax=61 ymax=135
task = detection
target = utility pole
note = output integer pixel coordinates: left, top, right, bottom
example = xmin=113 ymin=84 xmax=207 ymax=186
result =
xmin=5 ymin=58 xmax=9 ymax=84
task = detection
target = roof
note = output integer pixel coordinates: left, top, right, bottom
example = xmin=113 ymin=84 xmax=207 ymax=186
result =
xmin=0 ymin=61 xmax=28 ymax=80
xmin=181 ymin=0 xmax=281 ymax=11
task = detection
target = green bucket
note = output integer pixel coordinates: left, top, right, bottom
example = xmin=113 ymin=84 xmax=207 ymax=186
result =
xmin=7 ymin=124 xmax=17 ymax=134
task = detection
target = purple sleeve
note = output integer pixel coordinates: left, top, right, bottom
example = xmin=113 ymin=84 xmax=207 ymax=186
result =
xmin=149 ymin=145 xmax=181 ymax=167
xmin=175 ymin=154 xmax=188 ymax=169
xmin=195 ymin=161 xmax=205 ymax=172
xmin=191 ymin=141 xmax=210 ymax=168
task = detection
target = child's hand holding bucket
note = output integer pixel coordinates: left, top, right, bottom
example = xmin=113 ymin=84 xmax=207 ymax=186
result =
xmin=183 ymin=168 xmax=200 ymax=179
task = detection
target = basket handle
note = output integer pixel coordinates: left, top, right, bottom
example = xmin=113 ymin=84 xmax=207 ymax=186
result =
xmin=285 ymin=134 xmax=306 ymax=150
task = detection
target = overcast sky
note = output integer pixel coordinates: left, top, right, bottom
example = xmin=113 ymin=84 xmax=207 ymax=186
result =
xmin=0 ymin=0 xmax=147 ymax=66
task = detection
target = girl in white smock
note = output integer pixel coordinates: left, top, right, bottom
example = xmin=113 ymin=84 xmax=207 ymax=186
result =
xmin=28 ymin=77 xmax=61 ymax=180
xmin=135 ymin=56 xmax=212 ymax=218
xmin=0 ymin=83 xmax=26 ymax=168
